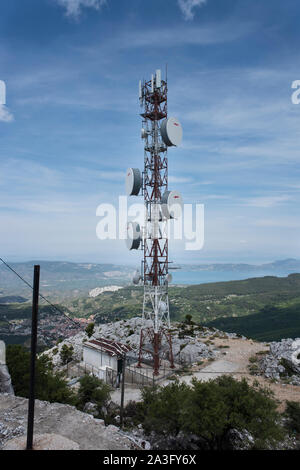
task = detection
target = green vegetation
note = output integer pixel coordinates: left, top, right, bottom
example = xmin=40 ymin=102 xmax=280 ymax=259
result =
xmin=205 ymin=302 xmax=300 ymax=341
xmin=6 ymin=345 xmax=76 ymax=405
xmin=128 ymin=376 xmax=285 ymax=450
xmin=60 ymin=344 xmax=74 ymax=364
xmin=63 ymin=274 xmax=300 ymax=341
xmin=77 ymin=375 xmax=111 ymax=417
xmin=85 ymin=322 xmax=95 ymax=338
xmin=6 ymin=345 xmax=110 ymax=418
xmin=0 ymin=303 xmax=58 ymax=321
xmin=2 ymin=273 xmax=300 ymax=343
xmin=279 ymin=358 xmax=296 ymax=378
xmin=284 ymin=401 xmax=300 ymax=436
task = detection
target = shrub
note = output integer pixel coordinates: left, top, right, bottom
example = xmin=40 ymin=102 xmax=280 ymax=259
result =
xmin=284 ymin=401 xmax=300 ymax=435
xmin=140 ymin=381 xmax=190 ymax=437
xmin=123 ymin=400 xmax=144 ymax=427
xmin=85 ymin=322 xmax=95 ymax=338
xmin=6 ymin=345 xmax=76 ymax=406
xmin=185 ymin=314 xmax=193 ymax=325
xmin=183 ymin=376 xmax=285 ymax=449
xmin=137 ymin=375 xmax=285 ymax=450
xmin=60 ymin=344 xmax=74 ymax=365
xmin=249 ymin=355 xmax=258 ymax=363
xmin=279 ymin=358 xmax=295 ymax=378
xmin=77 ymin=375 xmax=111 ymax=417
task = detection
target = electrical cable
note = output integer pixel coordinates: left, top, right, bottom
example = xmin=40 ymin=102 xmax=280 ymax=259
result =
xmin=0 ymin=257 xmax=81 ymax=327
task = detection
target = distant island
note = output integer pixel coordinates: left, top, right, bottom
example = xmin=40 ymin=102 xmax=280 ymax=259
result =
xmin=180 ymin=258 xmax=300 ymax=272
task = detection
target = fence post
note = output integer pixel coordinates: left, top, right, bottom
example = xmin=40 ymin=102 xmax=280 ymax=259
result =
xmin=120 ymin=354 xmax=126 ymax=429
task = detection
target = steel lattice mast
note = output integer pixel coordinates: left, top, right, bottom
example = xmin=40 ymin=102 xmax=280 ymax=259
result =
xmin=139 ymin=71 xmax=172 ymax=375
xmin=126 ymin=69 xmax=182 ymax=376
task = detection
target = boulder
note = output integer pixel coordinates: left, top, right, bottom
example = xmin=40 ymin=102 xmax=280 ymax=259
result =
xmin=259 ymin=338 xmax=300 ymax=385
xmin=83 ymin=402 xmax=98 ymax=417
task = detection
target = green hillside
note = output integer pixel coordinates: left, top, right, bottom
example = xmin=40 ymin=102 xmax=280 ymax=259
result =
xmin=77 ymin=273 xmax=300 ymax=325
xmin=168 ymin=273 xmax=300 ymax=323
xmin=2 ymin=273 xmax=300 ymax=343
xmin=0 ymin=303 xmax=57 ymax=321
xmin=204 ymin=302 xmax=300 ymax=342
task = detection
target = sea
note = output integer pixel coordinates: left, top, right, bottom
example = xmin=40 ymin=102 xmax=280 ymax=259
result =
xmin=171 ymin=269 xmax=298 ymax=285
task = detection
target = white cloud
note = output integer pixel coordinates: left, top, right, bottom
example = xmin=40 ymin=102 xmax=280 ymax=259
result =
xmin=244 ymin=195 xmax=292 ymax=208
xmin=55 ymin=0 xmax=106 ymax=19
xmin=0 ymin=105 xmax=13 ymax=122
xmin=169 ymin=175 xmax=192 ymax=183
xmin=178 ymin=0 xmax=207 ymax=20
xmin=254 ymin=218 xmax=300 ymax=228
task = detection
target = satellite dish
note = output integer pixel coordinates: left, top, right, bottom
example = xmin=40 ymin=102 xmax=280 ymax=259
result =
xmin=126 ymin=168 xmax=142 ymax=196
xmin=161 ymin=190 xmax=183 ymax=219
xmin=165 ymin=273 xmax=173 ymax=284
xmin=133 ymin=270 xmax=141 ymax=285
xmin=160 ymin=117 xmax=182 ymax=147
xmin=126 ymin=222 xmax=141 ymax=250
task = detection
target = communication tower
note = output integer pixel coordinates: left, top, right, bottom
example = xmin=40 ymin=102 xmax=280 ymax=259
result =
xmin=125 ymin=69 xmax=183 ymax=375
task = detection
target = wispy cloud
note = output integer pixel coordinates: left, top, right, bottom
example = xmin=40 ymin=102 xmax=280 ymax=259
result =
xmin=178 ymin=0 xmax=207 ymax=21
xmin=54 ymin=0 xmax=106 ymax=19
xmin=169 ymin=175 xmax=193 ymax=183
xmin=115 ymin=21 xmax=255 ymax=49
xmin=254 ymin=217 xmax=300 ymax=228
xmin=244 ymin=195 xmax=292 ymax=208
xmin=0 ymin=105 xmax=14 ymax=122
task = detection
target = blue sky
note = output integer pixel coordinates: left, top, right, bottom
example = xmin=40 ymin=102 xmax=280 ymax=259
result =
xmin=0 ymin=0 xmax=300 ymax=265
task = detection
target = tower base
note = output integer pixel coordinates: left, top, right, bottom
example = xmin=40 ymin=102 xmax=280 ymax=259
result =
xmin=137 ymin=326 xmax=175 ymax=376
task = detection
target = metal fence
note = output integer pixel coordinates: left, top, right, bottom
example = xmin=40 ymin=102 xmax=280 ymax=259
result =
xmin=65 ymin=359 xmax=176 ymax=389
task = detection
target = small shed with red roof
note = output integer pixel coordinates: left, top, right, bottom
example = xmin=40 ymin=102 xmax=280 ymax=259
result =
xmin=83 ymin=338 xmax=131 ymax=373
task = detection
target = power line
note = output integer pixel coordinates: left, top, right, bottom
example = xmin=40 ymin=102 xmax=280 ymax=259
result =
xmin=0 ymin=257 xmax=81 ymax=327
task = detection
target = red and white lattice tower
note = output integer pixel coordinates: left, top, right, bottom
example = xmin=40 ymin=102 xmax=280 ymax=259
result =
xmin=125 ymin=69 xmax=183 ymax=375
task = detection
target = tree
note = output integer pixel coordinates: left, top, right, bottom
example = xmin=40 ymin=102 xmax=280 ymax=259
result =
xmin=141 ymin=380 xmax=190 ymax=437
xmin=182 ymin=376 xmax=285 ymax=449
xmin=6 ymin=344 xmax=76 ymax=405
xmin=137 ymin=375 xmax=285 ymax=450
xmin=285 ymin=401 xmax=300 ymax=435
xmin=77 ymin=375 xmax=111 ymax=416
xmin=60 ymin=344 xmax=74 ymax=364
xmin=85 ymin=322 xmax=95 ymax=338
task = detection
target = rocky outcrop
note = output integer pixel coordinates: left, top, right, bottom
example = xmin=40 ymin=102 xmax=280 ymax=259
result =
xmin=0 ymin=393 xmax=136 ymax=450
xmin=0 ymin=341 xmax=14 ymax=395
xmin=259 ymin=338 xmax=300 ymax=385
xmin=43 ymin=317 xmax=245 ymax=368
xmin=0 ymin=365 xmax=14 ymax=395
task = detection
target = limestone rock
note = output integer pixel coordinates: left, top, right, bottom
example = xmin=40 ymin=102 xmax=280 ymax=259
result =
xmin=259 ymin=338 xmax=300 ymax=385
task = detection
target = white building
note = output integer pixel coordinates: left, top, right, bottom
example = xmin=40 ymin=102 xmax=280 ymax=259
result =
xmin=83 ymin=338 xmax=131 ymax=379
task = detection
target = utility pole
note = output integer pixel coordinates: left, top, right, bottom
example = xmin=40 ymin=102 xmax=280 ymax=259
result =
xmin=26 ymin=265 xmax=40 ymax=451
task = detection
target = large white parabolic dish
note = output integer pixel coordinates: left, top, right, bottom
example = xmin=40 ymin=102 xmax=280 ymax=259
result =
xmin=126 ymin=221 xmax=141 ymax=250
xmin=133 ymin=270 xmax=141 ymax=284
xmin=160 ymin=117 xmax=182 ymax=147
xmin=126 ymin=168 xmax=142 ymax=196
xmin=161 ymin=190 xmax=183 ymax=219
